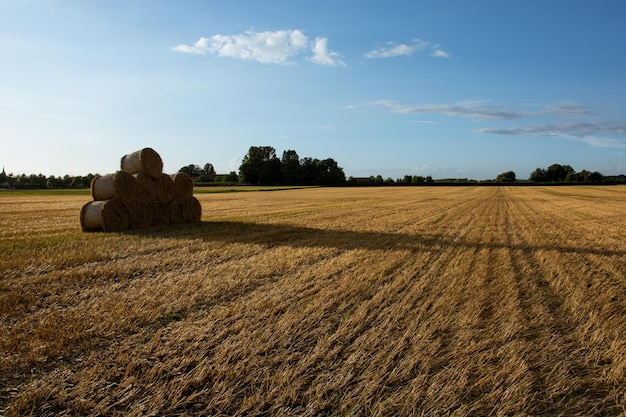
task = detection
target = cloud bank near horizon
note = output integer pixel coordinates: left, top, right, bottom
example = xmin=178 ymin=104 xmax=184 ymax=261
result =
xmin=371 ymin=99 xmax=626 ymax=148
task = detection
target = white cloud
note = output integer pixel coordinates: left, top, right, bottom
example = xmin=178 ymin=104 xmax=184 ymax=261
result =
xmin=365 ymin=39 xmax=429 ymax=58
xmin=308 ymin=37 xmax=346 ymax=66
xmin=539 ymin=101 xmax=590 ymax=115
xmin=228 ymin=156 xmax=241 ymax=171
xmin=372 ymin=99 xmax=529 ymax=120
xmin=474 ymin=122 xmax=626 ymax=148
xmin=373 ymin=98 xmax=626 ymax=148
xmin=173 ymin=30 xmax=346 ymax=66
xmin=372 ymin=99 xmax=598 ymax=121
xmin=431 ymin=49 xmax=450 ymax=58
xmin=172 ymin=30 xmax=310 ymax=64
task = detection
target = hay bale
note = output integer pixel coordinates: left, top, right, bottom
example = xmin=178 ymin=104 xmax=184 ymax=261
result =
xmin=185 ymin=196 xmax=202 ymax=222
xmin=150 ymin=200 xmax=171 ymax=226
xmin=80 ymin=199 xmax=130 ymax=232
xmin=170 ymin=196 xmax=202 ymax=224
xmin=128 ymin=202 xmax=152 ymax=229
xmin=91 ymin=171 xmax=139 ymax=206
xmin=171 ymin=172 xmax=194 ymax=200
xmin=156 ymin=173 xmax=175 ymax=203
xmin=169 ymin=198 xmax=185 ymax=224
xmin=135 ymin=171 xmax=158 ymax=202
xmin=121 ymin=148 xmax=163 ymax=179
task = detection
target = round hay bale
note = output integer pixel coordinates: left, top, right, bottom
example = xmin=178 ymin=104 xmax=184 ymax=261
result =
xmin=90 ymin=174 xmax=115 ymax=201
xmin=91 ymin=171 xmax=139 ymax=206
xmin=128 ymin=201 xmax=152 ymax=229
xmin=169 ymin=198 xmax=185 ymax=224
xmin=135 ymin=171 xmax=158 ymax=202
xmin=156 ymin=173 xmax=175 ymax=203
xmin=171 ymin=172 xmax=194 ymax=199
xmin=169 ymin=196 xmax=201 ymax=224
xmin=150 ymin=200 xmax=171 ymax=226
xmin=184 ymin=196 xmax=202 ymax=223
xmin=80 ymin=199 xmax=130 ymax=232
xmin=121 ymin=148 xmax=163 ymax=179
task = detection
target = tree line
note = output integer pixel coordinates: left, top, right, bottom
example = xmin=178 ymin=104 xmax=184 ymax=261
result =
xmin=0 ymin=171 xmax=96 ymax=190
xmin=180 ymin=146 xmax=347 ymax=186
xmin=2 ymin=158 xmax=624 ymax=190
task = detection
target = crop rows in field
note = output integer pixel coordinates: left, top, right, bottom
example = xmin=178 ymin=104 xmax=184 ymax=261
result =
xmin=1 ymin=186 xmax=625 ymax=416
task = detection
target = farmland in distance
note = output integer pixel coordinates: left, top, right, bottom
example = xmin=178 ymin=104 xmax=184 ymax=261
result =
xmin=1 ymin=186 xmax=625 ymax=416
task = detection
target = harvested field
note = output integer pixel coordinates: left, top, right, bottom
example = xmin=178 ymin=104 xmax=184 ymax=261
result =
xmin=1 ymin=186 xmax=625 ymax=416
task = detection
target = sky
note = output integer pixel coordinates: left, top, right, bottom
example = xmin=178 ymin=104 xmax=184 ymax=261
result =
xmin=1 ymin=0 xmax=626 ymax=180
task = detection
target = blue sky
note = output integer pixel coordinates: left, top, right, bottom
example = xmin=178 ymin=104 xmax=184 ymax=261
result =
xmin=2 ymin=0 xmax=625 ymax=180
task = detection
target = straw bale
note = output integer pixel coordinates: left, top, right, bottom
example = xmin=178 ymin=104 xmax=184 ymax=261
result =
xmin=156 ymin=173 xmax=175 ymax=203
xmin=150 ymin=200 xmax=171 ymax=226
xmin=135 ymin=171 xmax=158 ymax=202
xmin=185 ymin=196 xmax=202 ymax=222
xmin=169 ymin=198 xmax=185 ymax=224
xmin=128 ymin=201 xmax=152 ymax=229
xmin=171 ymin=172 xmax=194 ymax=199
xmin=80 ymin=199 xmax=130 ymax=232
xmin=121 ymin=148 xmax=163 ymax=179
xmin=170 ymin=196 xmax=202 ymax=224
xmin=91 ymin=170 xmax=139 ymax=206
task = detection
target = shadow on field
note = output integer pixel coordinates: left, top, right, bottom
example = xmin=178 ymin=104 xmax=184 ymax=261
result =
xmin=129 ymin=221 xmax=625 ymax=258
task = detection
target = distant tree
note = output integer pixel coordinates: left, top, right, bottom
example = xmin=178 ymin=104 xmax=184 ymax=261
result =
xmin=529 ymin=168 xmax=547 ymax=182
xmin=281 ymin=150 xmax=301 ymax=185
xmin=179 ymin=164 xmax=203 ymax=177
xmin=589 ymin=171 xmax=604 ymax=182
xmin=239 ymin=146 xmax=282 ymax=185
xmin=545 ymin=164 xmax=575 ymax=182
xmin=203 ymin=163 xmax=216 ymax=180
xmin=300 ymin=157 xmax=320 ymax=185
xmin=260 ymin=156 xmax=283 ymax=185
xmin=46 ymin=176 xmax=64 ymax=189
xmin=496 ymin=171 xmax=516 ymax=183
xmin=316 ymin=158 xmax=346 ymax=185
xmin=221 ymin=171 xmax=239 ymax=183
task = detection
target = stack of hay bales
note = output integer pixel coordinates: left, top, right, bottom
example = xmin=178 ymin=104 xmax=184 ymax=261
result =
xmin=80 ymin=148 xmax=202 ymax=232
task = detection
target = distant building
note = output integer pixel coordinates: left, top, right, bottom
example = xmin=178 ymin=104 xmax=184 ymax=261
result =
xmin=0 ymin=167 xmax=10 ymax=189
xmin=349 ymin=177 xmax=372 ymax=184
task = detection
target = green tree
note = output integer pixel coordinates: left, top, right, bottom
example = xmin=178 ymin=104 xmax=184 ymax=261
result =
xmin=203 ymin=163 xmax=216 ymax=180
xmin=179 ymin=164 xmax=203 ymax=177
xmin=46 ymin=176 xmax=64 ymax=189
xmin=221 ymin=171 xmax=239 ymax=183
xmin=496 ymin=171 xmax=516 ymax=183
xmin=589 ymin=171 xmax=604 ymax=182
xmin=316 ymin=158 xmax=346 ymax=185
xmin=281 ymin=150 xmax=301 ymax=185
xmin=529 ymin=168 xmax=547 ymax=182
xmin=545 ymin=164 xmax=575 ymax=182
xmin=239 ymin=146 xmax=282 ymax=185
xmin=299 ymin=157 xmax=319 ymax=185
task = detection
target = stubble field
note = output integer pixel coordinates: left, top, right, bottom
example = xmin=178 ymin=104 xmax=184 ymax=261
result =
xmin=1 ymin=186 xmax=625 ymax=416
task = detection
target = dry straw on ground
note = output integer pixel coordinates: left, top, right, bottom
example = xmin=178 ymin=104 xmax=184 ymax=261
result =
xmin=4 ymin=186 xmax=625 ymax=416
xmin=80 ymin=148 xmax=201 ymax=232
